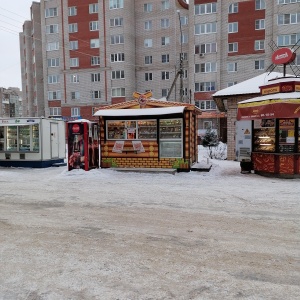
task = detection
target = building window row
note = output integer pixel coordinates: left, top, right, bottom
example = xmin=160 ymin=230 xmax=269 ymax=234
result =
xmin=278 ymin=13 xmax=300 ymax=25
xmin=195 ymin=3 xmax=217 ymax=15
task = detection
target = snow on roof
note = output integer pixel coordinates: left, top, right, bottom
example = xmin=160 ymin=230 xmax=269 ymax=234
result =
xmin=213 ymin=72 xmax=293 ymax=97
xmin=93 ymin=106 xmax=186 ymax=117
xmin=238 ymin=92 xmax=300 ymax=104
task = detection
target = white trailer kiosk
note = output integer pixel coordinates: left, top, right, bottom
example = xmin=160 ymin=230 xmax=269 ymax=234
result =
xmin=0 ymin=117 xmax=65 ymax=168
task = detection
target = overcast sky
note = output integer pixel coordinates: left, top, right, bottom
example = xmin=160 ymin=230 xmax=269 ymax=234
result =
xmin=0 ymin=0 xmax=34 ymax=89
xmin=0 ymin=0 xmax=189 ymax=91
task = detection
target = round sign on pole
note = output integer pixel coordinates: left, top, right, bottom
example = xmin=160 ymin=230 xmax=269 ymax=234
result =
xmin=271 ymin=47 xmax=295 ymax=65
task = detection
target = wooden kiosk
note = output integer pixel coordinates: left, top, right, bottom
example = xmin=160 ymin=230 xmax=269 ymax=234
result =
xmin=94 ymin=93 xmax=201 ymax=171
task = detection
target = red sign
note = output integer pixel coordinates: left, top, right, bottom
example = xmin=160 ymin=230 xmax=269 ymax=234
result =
xmin=272 ymin=47 xmax=295 ymax=65
xmin=72 ymin=123 xmax=80 ymax=133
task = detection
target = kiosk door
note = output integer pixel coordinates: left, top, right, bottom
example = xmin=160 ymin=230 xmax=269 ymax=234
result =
xmin=50 ymin=122 xmax=59 ymax=158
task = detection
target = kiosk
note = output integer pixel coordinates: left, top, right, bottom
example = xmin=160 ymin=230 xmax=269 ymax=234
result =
xmin=94 ymin=94 xmax=201 ymax=171
xmin=0 ymin=117 xmax=65 ymax=168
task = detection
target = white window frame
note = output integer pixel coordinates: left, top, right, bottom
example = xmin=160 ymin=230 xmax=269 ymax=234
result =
xmin=71 ymin=91 xmax=80 ymax=100
xmin=71 ymin=107 xmax=80 ymax=117
xmin=111 ymin=70 xmax=125 ymax=79
xmin=46 ymin=24 xmax=58 ymax=34
xmin=48 ymin=75 xmax=60 ymax=84
xmin=111 ymin=53 xmax=125 ymax=62
xmin=70 ymin=58 xmax=79 ymax=67
xmin=228 ymin=3 xmax=238 ymax=13
xmin=162 ymin=54 xmax=169 ymax=63
xmin=91 ymin=73 xmax=101 ymax=82
xmin=195 ymin=3 xmax=217 ymax=15
xmin=145 ymin=56 xmax=152 ymax=65
xmin=47 ymin=58 xmax=60 ymax=67
xmin=144 ymin=3 xmax=153 ymax=12
xmin=110 ymin=17 xmax=123 ymax=27
xmin=161 ymin=0 xmax=170 ymax=11
xmin=89 ymin=3 xmax=98 ymax=14
xmin=228 ymin=42 xmax=238 ymax=53
xmin=161 ymin=18 xmax=170 ymax=28
xmin=145 ymin=72 xmax=153 ymax=81
xmin=68 ymin=6 xmax=77 ymax=16
xmin=228 ymin=22 xmax=238 ymax=33
xmin=255 ymin=40 xmax=265 ymax=50
xmin=48 ymin=90 xmax=61 ymax=100
xmin=109 ymin=0 xmax=124 ymax=9
xmin=70 ymin=74 xmax=79 ymax=83
xmin=255 ymin=0 xmax=266 ymax=10
xmin=90 ymin=21 xmax=99 ymax=31
xmin=69 ymin=41 xmax=78 ymax=50
xmin=110 ymin=35 xmax=124 ymax=45
xmin=144 ymin=20 xmax=152 ymax=30
xmin=47 ymin=41 xmax=59 ymax=51
xmin=111 ymin=87 xmax=125 ymax=97
xmin=49 ymin=107 xmax=61 ymax=116
xmin=45 ymin=8 xmax=58 ymax=18
xmin=255 ymin=60 xmax=265 ymax=70
xmin=91 ymin=56 xmax=100 ymax=66
xmin=227 ymin=62 xmax=238 ymax=72
xmin=90 ymin=39 xmax=100 ymax=48
xmin=161 ymin=71 xmax=170 ymax=80
xmin=92 ymin=91 xmax=101 ymax=99
xmin=255 ymin=19 xmax=265 ymax=29
xmin=195 ymin=22 xmax=217 ymax=35
xmin=69 ymin=23 xmax=78 ymax=33
xmin=144 ymin=39 xmax=153 ymax=48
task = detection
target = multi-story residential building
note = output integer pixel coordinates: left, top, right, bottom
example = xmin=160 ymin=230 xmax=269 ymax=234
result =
xmin=20 ymin=0 xmax=300 ymax=137
xmin=0 ymin=87 xmax=22 ymax=118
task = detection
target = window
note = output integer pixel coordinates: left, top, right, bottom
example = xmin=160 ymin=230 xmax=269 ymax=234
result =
xmin=161 ymin=18 xmax=170 ymax=28
xmin=144 ymin=20 xmax=152 ymax=30
xmin=199 ymin=101 xmax=216 ymax=110
xmin=162 ymin=54 xmax=169 ymax=63
xmin=91 ymin=56 xmax=100 ymax=66
xmin=162 ymin=71 xmax=170 ymax=80
xmin=47 ymin=58 xmax=59 ymax=67
xmin=228 ymin=22 xmax=238 ymax=33
xmin=109 ymin=0 xmax=124 ymax=9
xmin=228 ymin=42 xmax=238 ymax=52
xmin=227 ymin=62 xmax=238 ymax=72
xmin=228 ymin=3 xmax=238 ymax=13
xmin=46 ymin=24 xmax=58 ymax=34
xmin=110 ymin=35 xmax=124 ymax=44
xmin=278 ymin=33 xmax=300 ymax=46
xmin=180 ymin=33 xmax=188 ymax=44
xmin=144 ymin=3 xmax=153 ymax=12
xmin=48 ymin=91 xmax=61 ymax=100
xmin=91 ymin=91 xmax=101 ymax=99
xmin=47 ymin=41 xmax=59 ymax=51
xmin=90 ymin=39 xmax=100 ymax=48
xmin=89 ymin=3 xmax=98 ymax=13
xmin=48 ymin=75 xmax=60 ymax=84
xmin=69 ymin=41 xmax=78 ymax=50
xmin=145 ymin=56 xmax=152 ymax=65
xmin=45 ymin=8 xmax=58 ymax=18
xmin=162 ymin=89 xmax=169 ymax=97
xmin=70 ymin=58 xmax=79 ymax=67
xmin=278 ymin=0 xmax=300 ymax=3
xmin=90 ymin=21 xmax=99 ymax=31
xmin=255 ymin=19 xmax=265 ymax=29
xmin=68 ymin=6 xmax=77 ymax=16
xmin=195 ymin=82 xmax=216 ymax=92
xmin=161 ymin=0 xmax=170 ymax=10
xmin=180 ymin=16 xmax=188 ymax=25
xmin=110 ymin=17 xmax=123 ymax=27
xmin=49 ymin=107 xmax=61 ymax=116
xmin=69 ymin=23 xmax=78 ymax=33
xmin=195 ymin=3 xmax=217 ymax=15
xmin=255 ymin=60 xmax=265 ymax=70
xmin=145 ymin=72 xmax=153 ymax=81
xmin=278 ymin=13 xmax=300 ymax=25
xmin=180 ymin=53 xmax=188 ymax=61
xmin=162 ymin=36 xmax=170 ymax=46
xmin=71 ymin=107 xmax=80 ymax=117
xmin=255 ymin=40 xmax=265 ymax=50
xmin=71 ymin=91 xmax=80 ymax=100
xmin=196 ymin=43 xmax=217 ymax=54
xmin=91 ymin=73 xmax=101 ymax=82
xmin=111 ymin=70 xmax=125 ymax=79
xmin=70 ymin=74 xmax=79 ymax=83
xmin=144 ymin=39 xmax=153 ymax=47
xmin=195 ymin=62 xmax=217 ymax=73
xmin=255 ymin=0 xmax=265 ymax=10
xmin=111 ymin=53 xmax=125 ymax=62
xmin=112 ymin=87 xmax=125 ymax=97
xmin=228 ymin=82 xmax=237 ymax=87
xmin=195 ymin=22 xmax=217 ymax=34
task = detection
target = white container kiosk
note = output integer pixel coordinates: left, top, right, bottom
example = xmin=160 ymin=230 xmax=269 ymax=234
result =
xmin=0 ymin=117 xmax=66 ymax=168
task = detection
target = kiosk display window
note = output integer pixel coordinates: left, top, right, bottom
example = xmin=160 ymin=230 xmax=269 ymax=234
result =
xmin=279 ymin=119 xmax=295 ymax=153
xmin=253 ymin=119 xmax=275 ymax=152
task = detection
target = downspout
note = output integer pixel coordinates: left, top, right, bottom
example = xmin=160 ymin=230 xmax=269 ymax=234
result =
xmin=61 ymin=0 xmax=67 ymax=104
xmin=102 ymin=1 xmax=108 ymax=102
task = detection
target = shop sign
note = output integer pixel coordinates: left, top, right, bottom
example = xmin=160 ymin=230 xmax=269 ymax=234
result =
xmin=271 ymin=47 xmax=295 ymax=65
xmin=281 ymin=85 xmax=293 ymax=92
xmin=295 ymin=85 xmax=300 ymax=92
xmin=261 ymin=86 xmax=280 ymax=95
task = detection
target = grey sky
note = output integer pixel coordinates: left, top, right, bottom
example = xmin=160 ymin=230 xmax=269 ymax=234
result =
xmin=0 ymin=0 xmax=34 ymax=90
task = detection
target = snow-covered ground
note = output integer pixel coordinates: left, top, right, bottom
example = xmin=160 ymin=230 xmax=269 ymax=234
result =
xmin=0 ymin=146 xmax=299 ymax=299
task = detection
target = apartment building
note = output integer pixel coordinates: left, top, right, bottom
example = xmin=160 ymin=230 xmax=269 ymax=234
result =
xmin=0 ymin=87 xmax=22 ymax=118
xmin=19 ymin=0 xmax=300 ymax=128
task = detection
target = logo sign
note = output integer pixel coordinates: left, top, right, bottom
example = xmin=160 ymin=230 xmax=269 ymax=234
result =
xmin=72 ymin=123 xmax=80 ymax=133
xmin=272 ymin=47 xmax=295 ymax=65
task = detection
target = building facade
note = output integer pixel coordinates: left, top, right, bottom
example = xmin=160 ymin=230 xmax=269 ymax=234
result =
xmin=20 ymin=0 xmax=300 ymax=130
xmin=0 ymin=87 xmax=22 ymax=118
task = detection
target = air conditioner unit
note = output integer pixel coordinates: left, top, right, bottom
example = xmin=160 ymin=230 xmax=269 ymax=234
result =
xmin=199 ymin=53 xmax=205 ymax=57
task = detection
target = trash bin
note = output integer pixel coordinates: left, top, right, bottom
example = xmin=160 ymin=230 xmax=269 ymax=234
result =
xmin=240 ymin=161 xmax=252 ymax=174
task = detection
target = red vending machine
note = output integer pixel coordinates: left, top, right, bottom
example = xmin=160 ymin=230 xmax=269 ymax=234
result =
xmin=67 ymin=120 xmax=99 ymax=171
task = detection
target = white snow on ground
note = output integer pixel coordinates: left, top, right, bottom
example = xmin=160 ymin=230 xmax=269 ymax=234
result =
xmin=0 ymin=146 xmax=299 ymax=299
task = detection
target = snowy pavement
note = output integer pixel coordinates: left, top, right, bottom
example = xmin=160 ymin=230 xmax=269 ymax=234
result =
xmin=0 ymin=158 xmax=299 ymax=299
